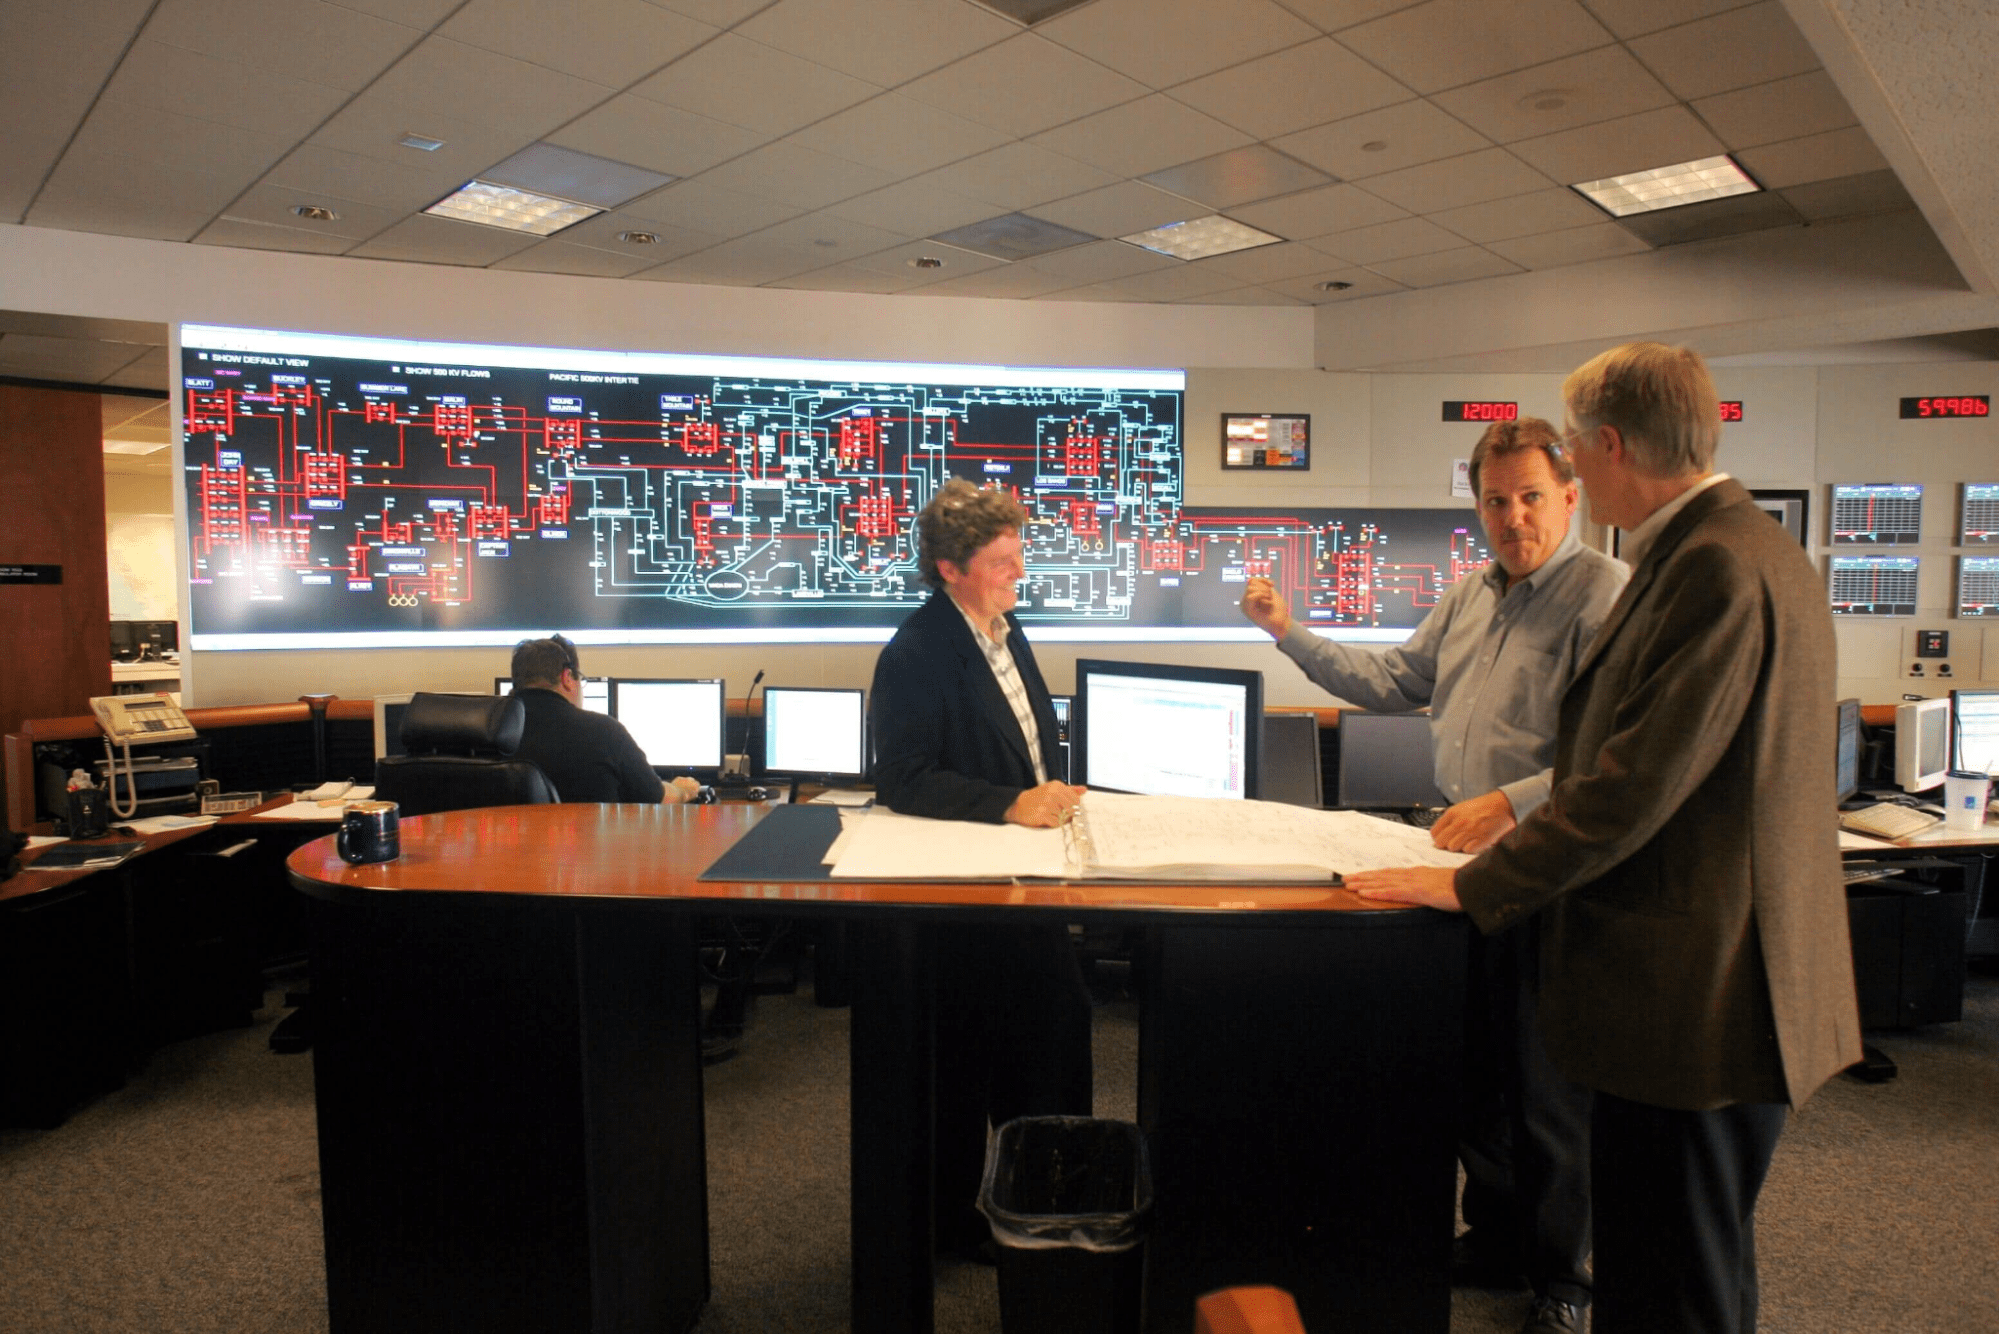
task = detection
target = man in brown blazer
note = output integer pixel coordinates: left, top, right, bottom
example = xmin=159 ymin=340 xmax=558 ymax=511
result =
xmin=1350 ymin=342 xmax=1861 ymax=1332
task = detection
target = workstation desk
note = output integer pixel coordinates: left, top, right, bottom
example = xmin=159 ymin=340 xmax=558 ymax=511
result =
xmin=288 ymin=802 xmax=1469 ymax=1334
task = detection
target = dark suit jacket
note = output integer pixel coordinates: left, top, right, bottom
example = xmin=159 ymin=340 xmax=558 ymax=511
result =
xmin=1456 ymin=479 xmax=1862 ymax=1111
xmin=510 ymin=687 xmax=665 ymax=804
xmin=871 ymin=588 xmax=1064 ymax=823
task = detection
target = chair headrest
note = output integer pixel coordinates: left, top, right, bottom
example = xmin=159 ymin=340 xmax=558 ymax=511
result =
xmin=399 ymin=692 xmax=525 ymax=757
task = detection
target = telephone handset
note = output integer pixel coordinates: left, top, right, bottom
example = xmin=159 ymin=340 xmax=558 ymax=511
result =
xmin=91 ymin=693 xmax=197 ymax=746
xmin=90 ymin=693 xmax=197 ymax=818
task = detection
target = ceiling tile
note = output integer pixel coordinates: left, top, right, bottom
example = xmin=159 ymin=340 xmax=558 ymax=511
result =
xmin=547 ymin=95 xmax=767 ymax=178
xmin=146 ymin=0 xmax=424 ymax=89
xmin=746 ymin=210 xmax=913 ymax=257
xmin=846 ymin=239 xmax=1007 ymax=280
xmin=1427 ymin=185 xmax=1605 ymax=241
xmin=1029 ymin=95 xmax=1253 ymax=178
xmin=307 ymin=93 xmax=540 ymax=179
xmin=196 ymin=215 xmax=362 ymax=254
xmin=1356 ymin=147 xmax=1551 ymax=214
xmin=1276 ymin=0 xmax=1429 ymax=32
xmin=902 ymin=266 xmax=1083 ymax=299
xmin=824 ymin=180 xmax=1006 ymax=239
xmin=364 ymin=36 xmax=619 ymax=139
xmin=324 ymin=0 xmax=460 ymax=24
xmin=630 ymin=33 xmax=881 ymax=137
xmin=1337 ymin=0 xmax=1613 ymax=94
xmin=1022 ymin=239 xmax=1176 ymax=282
xmin=1693 ymin=69 xmax=1858 ymax=151
xmin=1142 ymin=146 xmax=1334 ymax=210
xmin=224 ymin=183 xmax=407 ymax=240
xmin=0 ymin=2 xmax=150 ymax=221
xmin=98 ymin=37 xmax=351 ymax=140
xmin=1033 ymin=283 xmax=1146 ymax=303
xmin=26 ymin=176 xmax=234 ymax=242
xmin=1365 ymin=244 xmax=1522 ymax=286
xmin=639 ymin=0 xmax=771 ymax=23
xmin=1314 ymin=215 xmax=1463 ymax=263
xmin=28 ymin=102 xmax=292 ymax=239
xmin=1611 ymin=188 xmax=1801 ymax=244
xmin=534 ymin=207 xmax=725 ymax=256
xmin=1576 ymin=0 xmax=1755 ymax=39
xmin=1224 ymin=183 xmax=1407 ymax=240
xmin=694 ymin=140 xmax=898 ymax=209
xmin=1191 ymin=240 xmax=1351 ymax=283
xmin=1035 ymin=0 xmax=1318 ymax=89
xmin=1736 ymin=125 xmax=1891 ymax=189
xmin=1167 ymin=38 xmax=1412 ymax=141
xmin=1431 ymin=45 xmax=1676 ymax=144
xmin=439 ymin=0 xmax=717 ymax=86
xmin=1029 ymin=182 xmax=1205 ymax=238
xmin=930 ymin=212 xmax=1098 ymax=260
xmin=1262 ymin=263 xmax=1410 ymax=301
xmin=633 ymin=234 xmax=832 ymax=284
xmin=0 ymin=333 xmax=165 ymax=382
xmin=489 ymin=238 xmax=667 ymax=276
xmin=347 ymin=214 xmax=547 ymax=264
xmin=736 ymin=0 xmax=1015 ymax=84
xmin=1626 ymin=2 xmax=1819 ymax=101
xmin=766 ymin=262 xmax=935 ymax=293
xmin=102 ymin=349 xmax=173 ymax=392
xmin=617 ymin=178 xmax=806 ymax=234
xmin=1176 ymin=285 xmax=1306 ymax=306
xmin=265 ymin=141 xmax=471 ymax=212
xmin=1509 ymin=105 xmax=1724 ymax=185
xmin=0 ymin=311 xmax=162 ymax=344
xmin=789 ymin=93 xmax=1011 ymax=176
xmin=1484 ymin=221 xmax=1651 ymax=268
xmin=1099 ymin=265 xmax=1246 ymax=303
xmin=1778 ymin=168 xmax=1913 ymax=223
xmin=898 ymin=34 xmax=1149 ymax=140
xmin=917 ymin=143 xmax=1118 ymax=210
xmin=1272 ymin=100 xmax=1489 ymax=179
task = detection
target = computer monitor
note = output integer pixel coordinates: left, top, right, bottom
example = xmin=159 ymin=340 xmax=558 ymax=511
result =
xmin=373 ymin=693 xmax=414 ymax=761
xmin=1049 ymin=694 xmax=1073 ymax=783
xmin=134 ymin=620 xmax=179 ymax=657
xmin=1835 ymin=697 xmax=1861 ymax=803
xmin=761 ymin=687 xmax=867 ymax=781
xmin=1260 ymin=712 xmax=1323 ymax=809
xmin=1894 ymin=696 xmax=1951 ymax=793
xmin=109 ymin=621 xmax=141 ymax=662
xmin=1336 ymin=712 xmax=1449 ymax=810
xmin=1953 ymin=688 xmax=1999 ymax=777
xmin=1075 ymin=659 xmax=1262 ymax=800
xmin=612 ymin=678 xmax=726 ymax=771
xmin=496 ymin=675 xmax=611 ymax=714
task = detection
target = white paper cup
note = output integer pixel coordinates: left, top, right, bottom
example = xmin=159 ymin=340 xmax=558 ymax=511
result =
xmin=1942 ymin=770 xmax=1991 ymax=831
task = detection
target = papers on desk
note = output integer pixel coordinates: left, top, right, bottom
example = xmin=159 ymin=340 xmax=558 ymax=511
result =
xmin=828 ymin=791 xmax=1472 ymax=883
xmin=807 ymin=789 xmax=875 ymax=807
xmin=24 ymin=835 xmax=65 ymax=851
xmin=112 ymin=814 xmax=218 ymax=836
xmin=25 ymin=840 xmax=146 ymax=871
xmin=252 ymin=785 xmax=376 ymax=820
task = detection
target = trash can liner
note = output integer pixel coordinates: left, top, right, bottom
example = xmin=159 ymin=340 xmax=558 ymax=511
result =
xmin=978 ymin=1116 xmax=1153 ymax=1253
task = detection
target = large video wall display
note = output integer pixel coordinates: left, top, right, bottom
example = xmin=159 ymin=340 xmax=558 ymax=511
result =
xmin=180 ymin=326 xmax=1487 ymax=649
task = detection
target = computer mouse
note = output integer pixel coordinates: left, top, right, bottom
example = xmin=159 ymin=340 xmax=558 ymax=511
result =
xmin=745 ymin=786 xmax=770 ymax=802
xmin=692 ymin=785 xmax=718 ymax=805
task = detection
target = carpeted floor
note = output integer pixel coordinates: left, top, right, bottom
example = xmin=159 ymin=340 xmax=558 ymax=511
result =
xmin=2 ymin=962 xmax=1995 ymax=1333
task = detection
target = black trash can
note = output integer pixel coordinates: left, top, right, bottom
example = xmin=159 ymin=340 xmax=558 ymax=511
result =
xmin=979 ymin=1115 xmax=1152 ymax=1334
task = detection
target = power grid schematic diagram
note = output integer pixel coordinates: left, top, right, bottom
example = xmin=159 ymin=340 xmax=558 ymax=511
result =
xmin=179 ymin=328 xmax=1491 ymax=647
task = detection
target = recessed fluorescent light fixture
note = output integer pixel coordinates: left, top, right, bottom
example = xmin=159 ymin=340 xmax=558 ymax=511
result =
xmin=1120 ymin=215 xmax=1283 ymax=261
xmin=424 ymin=181 xmax=601 ymax=235
xmin=1572 ymin=155 xmax=1760 ymax=217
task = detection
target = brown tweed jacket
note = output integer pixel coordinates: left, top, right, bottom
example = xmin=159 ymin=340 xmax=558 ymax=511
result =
xmin=1456 ymin=478 xmax=1862 ymax=1111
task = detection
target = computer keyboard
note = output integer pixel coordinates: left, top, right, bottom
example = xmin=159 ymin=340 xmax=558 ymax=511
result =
xmin=1840 ymin=802 xmax=1940 ymax=840
xmin=1405 ymin=807 xmax=1443 ymax=829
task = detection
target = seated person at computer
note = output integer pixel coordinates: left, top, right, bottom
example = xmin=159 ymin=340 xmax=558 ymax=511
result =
xmin=508 ymin=635 xmax=701 ymax=804
xmin=1241 ymin=417 xmax=1626 ymax=1334
xmin=870 ymin=479 xmax=1092 ymax=1257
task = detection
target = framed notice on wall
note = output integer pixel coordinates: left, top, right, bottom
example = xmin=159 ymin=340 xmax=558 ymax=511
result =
xmin=1749 ymin=488 xmax=1809 ymax=546
xmin=1221 ymin=413 xmax=1310 ymax=470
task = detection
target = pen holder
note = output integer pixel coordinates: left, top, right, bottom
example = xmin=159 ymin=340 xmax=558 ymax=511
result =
xmin=66 ymin=786 xmax=109 ymax=839
xmin=336 ymin=801 xmax=401 ymax=864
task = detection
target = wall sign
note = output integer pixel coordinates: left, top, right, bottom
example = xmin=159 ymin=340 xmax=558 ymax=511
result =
xmin=1442 ymin=401 xmax=1517 ymax=422
xmin=1221 ymin=413 xmax=1310 ymax=470
xmin=1899 ymin=396 xmax=1989 ymax=418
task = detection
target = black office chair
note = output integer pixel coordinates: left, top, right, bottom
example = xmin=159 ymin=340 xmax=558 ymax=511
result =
xmin=374 ymin=693 xmax=560 ymax=816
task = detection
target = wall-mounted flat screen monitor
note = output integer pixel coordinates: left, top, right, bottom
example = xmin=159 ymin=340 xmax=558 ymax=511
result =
xmin=1953 ymin=688 xmax=1999 ymax=777
xmin=1828 ymin=555 xmax=1919 ymax=616
xmin=761 ymin=686 xmax=866 ymax=780
xmin=1836 ymin=697 xmax=1861 ymax=803
xmin=1956 ymin=555 xmax=1999 ymax=618
xmin=1075 ymin=659 xmax=1262 ymax=800
xmin=1895 ymin=696 xmax=1951 ymax=794
xmin=1221 ymin=413 xmax=1309 ymax=469
xmin=495 ymin=675 xmax=611 ymax=713
xmin=1336 ymin=713 xmax=1449 ymax=810
xmin=1959 ymin=484 xmax=1999 ymax=544
xmin=612 ymin=678 xmax=725 ymax=771
xmin=1829 ymin=483 xmax=1923 ymax=544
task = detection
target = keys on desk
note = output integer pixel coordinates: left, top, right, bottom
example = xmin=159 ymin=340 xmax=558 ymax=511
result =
xmin=1840 ymin=802 xmax=1940 ymax=841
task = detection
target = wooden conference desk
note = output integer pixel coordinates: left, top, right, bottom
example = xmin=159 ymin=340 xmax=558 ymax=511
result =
xmin=289 ymin=803 xmax=1467 ymax=1334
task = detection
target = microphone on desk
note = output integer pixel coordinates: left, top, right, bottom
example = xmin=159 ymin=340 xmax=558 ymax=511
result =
xmin=724 ymin=670 xmax=766 ymax=783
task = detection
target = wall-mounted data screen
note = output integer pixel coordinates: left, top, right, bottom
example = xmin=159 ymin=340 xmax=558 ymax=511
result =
xmin=1829 ymin=555 xmax=1919 ymax=616
xmin=1830 ymin=483 xmax=1923 ymax=545
xmin=1958 ymin=556 xmax=1999 ymax=618
xmin=180 ymin=326 xmax=1495 ymax=650
xmin=1221 ymin=413 xmax=1309 ymax=469
xmin=1961 ymin=484 xmax=1999 ymax=544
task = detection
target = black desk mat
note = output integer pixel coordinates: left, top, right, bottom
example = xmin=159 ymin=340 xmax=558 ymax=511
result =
xmin=699 ymin=804 xmax=843 ymax=881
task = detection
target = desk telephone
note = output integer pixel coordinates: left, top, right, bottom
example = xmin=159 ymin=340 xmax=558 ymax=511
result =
xmin=89 ymin=693 xmax=198 ymax=818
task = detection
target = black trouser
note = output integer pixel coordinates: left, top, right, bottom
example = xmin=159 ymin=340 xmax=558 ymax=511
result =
xmin=1459 ymin=922 xmax=1595 ymax=1307
xmin=931 ymin=922 xmax=1095 ymax=1251
xmin=1591 ymin=1093 xmax=1788 ymax=1333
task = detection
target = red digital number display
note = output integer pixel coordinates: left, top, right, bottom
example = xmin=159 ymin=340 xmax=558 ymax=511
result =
xmin=1442 ymin=401 xmax=1518 ymax=422
xmin=1719 ymin=401 xmax=1743 ymax=422
xmin=1900 ymin=396 xmax=1990 ymax=418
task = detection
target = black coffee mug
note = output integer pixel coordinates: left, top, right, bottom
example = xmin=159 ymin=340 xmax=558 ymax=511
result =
xmin=336 ymin=800 xmax=401 ymax=864
xmin=66 ymin=786 xmax=110 ymax=839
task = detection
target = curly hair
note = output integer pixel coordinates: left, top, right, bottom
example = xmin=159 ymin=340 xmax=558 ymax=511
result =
xmin=916 ymin=478 xmax=1027 ymax=589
